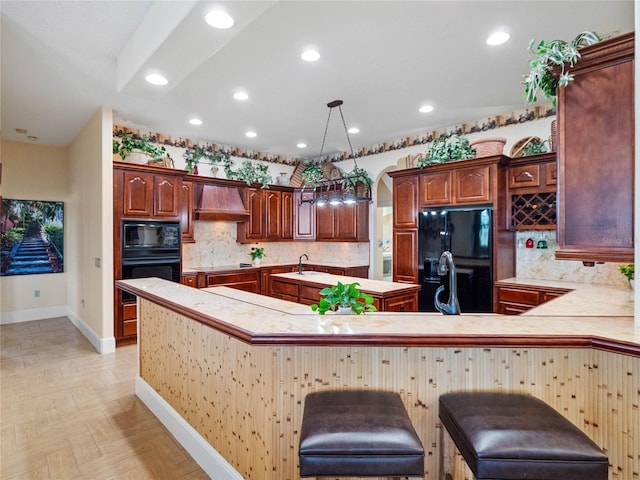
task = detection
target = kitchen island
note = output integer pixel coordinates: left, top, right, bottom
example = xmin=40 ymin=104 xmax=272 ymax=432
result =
xmin=117 ymin=278 xmax=639 ymax=480
xmin=269 ymin=271 xmax=421 ymax=311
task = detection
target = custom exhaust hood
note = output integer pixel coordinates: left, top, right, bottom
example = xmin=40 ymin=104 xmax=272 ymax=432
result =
xmin=193 ymin=183 xmax=250 ymax=221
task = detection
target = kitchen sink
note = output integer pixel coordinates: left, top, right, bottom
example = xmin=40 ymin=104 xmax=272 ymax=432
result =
xmin=297 ymin=271 xmax=326 ymax=276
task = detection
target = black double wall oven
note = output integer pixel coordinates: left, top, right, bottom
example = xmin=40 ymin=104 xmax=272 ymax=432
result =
xmin=121 ymin=220 xmax=181 ymax=302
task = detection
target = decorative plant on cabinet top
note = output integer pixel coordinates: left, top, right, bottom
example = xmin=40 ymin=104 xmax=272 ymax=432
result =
xmin=417 ymin=134 xmax=476 ymax=167
xmin=115 ymin=134 xmax=173 ymax=164
xmin=522 ymin=31 xmax=601 ymax=106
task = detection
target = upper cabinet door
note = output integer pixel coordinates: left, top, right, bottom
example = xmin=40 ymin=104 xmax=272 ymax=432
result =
xmin=556 ymin=32 xmax=634 ymax=263
xmin=294 ymin=190 xmax=316 ymax=240
xmin=420 ymin=172 xmax=452 ymax=206
xmin=393 ymin=176 xmax=419 ymax=229
xmin=123 ymin=171 xmax=153 ymax=217
xmin=281 ymin=191 xmax=294 ymax=240
xmin=154 ymin=175 xmax=180 ymax=218
xmin=453 ymin=165 xmax=490 ymax=204
xmin=264 ymin=190 xmax=282 ymax=239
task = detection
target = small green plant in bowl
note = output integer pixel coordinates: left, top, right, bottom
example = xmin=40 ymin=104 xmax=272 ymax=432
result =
xmin=310 ymin=281 xmax=377 ymax=315
xmin=250 ymin=247 xmax=266 ymax=261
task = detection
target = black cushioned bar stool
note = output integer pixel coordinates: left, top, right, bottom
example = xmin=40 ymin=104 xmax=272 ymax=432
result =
xmin=299 ymin=390 xmax=425 ymax=478
xmin=438 ymin=392 xmax=608 ymax=480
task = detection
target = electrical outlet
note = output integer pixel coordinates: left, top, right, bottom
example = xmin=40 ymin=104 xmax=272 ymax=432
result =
xmin=95 ymin=257 xmax=101 ymax=268
xmin=34 ymin=290 xmax=40 ymax=298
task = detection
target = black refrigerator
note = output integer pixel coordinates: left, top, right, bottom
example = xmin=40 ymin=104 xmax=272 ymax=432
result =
xmin=418 ymin=206 xmax=493 ymax=313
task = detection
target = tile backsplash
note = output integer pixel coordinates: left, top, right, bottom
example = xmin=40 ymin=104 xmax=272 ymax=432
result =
xmin=182 ymin=221 xmax=370 ymax=268
xmin=515 ymin=231 xmax=628 ymax=287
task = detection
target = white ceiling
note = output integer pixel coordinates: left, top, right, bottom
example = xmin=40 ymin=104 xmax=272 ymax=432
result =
xmin=1 ymin=1 xmax=635 ymax=160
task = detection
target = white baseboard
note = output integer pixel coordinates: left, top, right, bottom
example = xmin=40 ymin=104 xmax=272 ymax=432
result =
xmin=66 ymin=310 xmax=115 ymax=354
xmin=136 ymin=376 xmax=243 ymax=480
xmin=0 ymin=307 xmax=116 ymax=355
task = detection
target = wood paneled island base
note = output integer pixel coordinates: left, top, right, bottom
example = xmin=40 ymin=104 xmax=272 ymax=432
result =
xmin=118 ymin=279 xmax=639 ymax=480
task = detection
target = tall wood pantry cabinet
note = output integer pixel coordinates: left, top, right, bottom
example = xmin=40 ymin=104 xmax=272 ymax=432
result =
xmin=556 ymin=31 xmax=634 ymax=264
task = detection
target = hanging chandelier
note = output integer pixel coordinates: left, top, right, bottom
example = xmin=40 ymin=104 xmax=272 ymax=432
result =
xmin=300 ymin=100 xmax=372 ymax=206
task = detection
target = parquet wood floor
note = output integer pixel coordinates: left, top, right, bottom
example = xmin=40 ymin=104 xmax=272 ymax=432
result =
xmin=1 ymin=317 xmax=209 ymax=479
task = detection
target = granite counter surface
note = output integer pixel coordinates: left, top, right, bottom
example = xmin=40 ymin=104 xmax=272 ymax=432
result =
xmin=497 ymin=277 xmax=634 ymax=316
xmin=117 ymin=277 xmax=639 ymax=356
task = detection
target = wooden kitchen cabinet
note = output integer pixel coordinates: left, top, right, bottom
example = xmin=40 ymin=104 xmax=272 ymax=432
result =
xmin=237 ymin=186 xmax=294 ymax=242
xmin=393 ymin=229 xmax=418 ymax=284
xmin=294 ymin=190 xmax=316 ymax=240
xmin=315 ymin=201 xmax=368 ymax=242
xmin=260 ymin=265 xmax=296 ymax=295
xmin=496 ymin=283 xmax=570 ymax=315
xmin=181 ymin=273 xmax=197 ymax=288
xmin=281 ymin=190 xmax=294 ymax=239
xmin=508 ymin=153 xmax=557 ymax=231
xmin=394 ymin=176 xmax=419 ymax=228
xmin=180 ymin=180 xmax=195 ymax=242
xmin=115 ymin=164 xmax=182 ymax=220
xmin=113 ymin=163 xmax=184 ymax=347
xmin=420 ymin=172 xmax=452 ymax=206
xmin=556 ymin=32 xmax=634 ymax=264
xmin=453 ymin=165 xmax=490 ymax=204
xmin=200 ymin=270 xmax=261 ymax=294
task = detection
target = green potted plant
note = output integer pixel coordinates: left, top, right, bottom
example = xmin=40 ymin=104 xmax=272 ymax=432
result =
xmin=301 ymin=163 xmax=324 ymax=187
xmin=343 ymin=166 xmax=373 ymax=200
xmin=619 ymin=264 xmax=634 ymax=289
xmin=310 ymin=281 xmax=377 ymax=315
xmin=227 ymin=161 xmax=273 ymax=188
xmin=183 ymin=145 xmax=232 ymax=175
xmin=522 ymin=31 xmax=601 ymax=106
xmin=250 ymin=246 xmax=266 ymax=265
xmin=116 ymin=134 xmax=172 ymax=164
xmin=418 ymin=134 xmax=476 ymax=167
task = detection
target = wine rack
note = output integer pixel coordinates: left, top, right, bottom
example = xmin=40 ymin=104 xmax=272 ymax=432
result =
xmin=511 ymin=192 xmax=556 ymax=230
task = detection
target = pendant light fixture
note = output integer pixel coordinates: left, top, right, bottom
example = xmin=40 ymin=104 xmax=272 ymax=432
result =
xmin=300 ymin=100 xmax=372 ymax=206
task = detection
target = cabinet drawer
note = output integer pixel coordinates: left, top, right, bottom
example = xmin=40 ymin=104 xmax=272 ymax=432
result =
xmin=383 ymin=293 xmax=418 ymax=312
xmin=498 ymin=301 xmax=534 ymax=315
xmin=497 ymin=287 xmax=540 ymax=306
xmin=123 ymin=302 xmax=137 ymax=320
xmin=123 ymin=319 xmax=137 ymax=337
xmin=544 ymin=162 xmax=557 ymax=186
xmin=271 ymin=280 xmax=299 ymax=297
xmin=509 ymin=165 xmax=541 ymax=189
xmin=181 ymin=275 xmax=197 ymax=287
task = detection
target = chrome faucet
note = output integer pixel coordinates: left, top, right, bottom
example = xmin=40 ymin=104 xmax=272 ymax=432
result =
xmin=298 ymin=253 xmax=309 ymax=274
xmin=434 ymin=251 xmax=461 ymax=315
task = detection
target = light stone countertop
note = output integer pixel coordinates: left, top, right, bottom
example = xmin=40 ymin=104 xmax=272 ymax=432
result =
xmin=497 ymin=277 xmax=634 ymax=316
xmin=117 ymin=278 xmax=639 ymax=356
xmin=271 ymin=272 xmax=421 ymax=294
xmin=182 ymin=261 xmax=368 ymax=274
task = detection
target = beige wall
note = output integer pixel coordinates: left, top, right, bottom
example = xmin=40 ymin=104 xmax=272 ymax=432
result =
xmin=0 ymin=140 xmax=69 ymax=316
xmin=67 ymin=107 xmax=114 ymax=345
xmin=1 ymin=108 xmax=114 ymax=352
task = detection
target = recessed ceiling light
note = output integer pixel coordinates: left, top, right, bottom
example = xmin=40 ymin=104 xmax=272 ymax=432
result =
xmin=205 ymin=10 xmax=234 ymax=29
xmin=297 ymin=143 xmax=307 ymax=149
xmin=486 ymin=31 xmax=510 ymax=46
xmin=15 ymin=128 xmax=27 ymax=134
xmin=145 ymin=73 xmax=168 ymax=86
xmin=233 ymin=91 xmax=249 ymax=101
xmin=189 ymin=118 xmax=203 ymax=126
xmin=301 ymin=49 xmax=320 ymax=62
xmin=245 ymin=131 xmax=257 ymax=138
xmin=348 ymin=127 xmax=360 ymax=134
xmin=419 ymin=105 xmax=434 ymax=113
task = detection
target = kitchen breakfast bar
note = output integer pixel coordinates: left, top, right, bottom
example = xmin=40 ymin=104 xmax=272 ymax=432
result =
xmin=116 ymin=278 xmax=639 ymax=480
